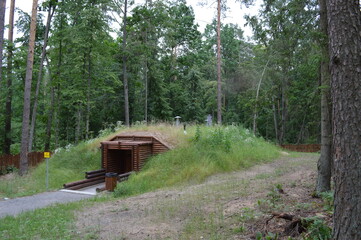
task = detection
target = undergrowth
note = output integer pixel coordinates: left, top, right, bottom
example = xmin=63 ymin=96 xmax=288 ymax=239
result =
xmin=114 ymin=125 xmax=280 ymax=197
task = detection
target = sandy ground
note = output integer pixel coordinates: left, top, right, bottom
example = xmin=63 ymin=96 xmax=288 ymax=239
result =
xmin=75 ymin=153 xmax=327 ymax=240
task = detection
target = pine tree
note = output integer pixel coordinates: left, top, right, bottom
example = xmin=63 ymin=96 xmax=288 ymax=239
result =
xmin=19 ymin=0 xmax=38 ymax=175
xmin=327 ymin=0 xmax=361 ymax=238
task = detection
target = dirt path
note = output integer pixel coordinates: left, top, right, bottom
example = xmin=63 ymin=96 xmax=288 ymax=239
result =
xmin=0 ymin=191 xmax=93 ymax=218
xmin=76 ymin=153 xmax=322 ymax=240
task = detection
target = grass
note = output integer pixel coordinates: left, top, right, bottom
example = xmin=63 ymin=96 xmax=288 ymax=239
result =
xmin=0 ymin=124 xmax=280 ymax=199
xmin=0 ymin=141 xmax=101 ymax=198
xmin=0 ymin=123 xmax=189 ymax=198
xmin=0 ymin=196 xmax=111 ymax=240
xmin=0 ymin=124 xmax=283 ymax=239
xmin=115 ymin=125 xmax=281 ymax=197
xmin=1 ymin=200 xmax=85 ymax=240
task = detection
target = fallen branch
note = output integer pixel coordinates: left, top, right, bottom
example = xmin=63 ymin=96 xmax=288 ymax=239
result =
xmin=265 ymin=212 xmax=307 ymax=237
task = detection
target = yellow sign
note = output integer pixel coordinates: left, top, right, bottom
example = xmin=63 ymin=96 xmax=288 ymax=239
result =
xmin=44 ymin=152 xmax=51 ymax=158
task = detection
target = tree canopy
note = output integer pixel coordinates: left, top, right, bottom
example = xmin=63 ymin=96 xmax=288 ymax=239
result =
xmin=0 ymin=0 xmax=325 ymax=152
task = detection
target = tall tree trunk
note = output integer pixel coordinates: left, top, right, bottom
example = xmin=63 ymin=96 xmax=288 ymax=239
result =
xmin=44 ymin=57 xmax=54 ymax=152
xmin=54 ymin=6 xmax=63 ymax=149
xmin=86 ymin=49 xmax=92 ymax=139
xmin=216 ymin=0 xmax=222 ymax=125
xmin=143 ymin=0 xmax=152 ymax=123
xmin=144 ymin=60 xmax=148 ymax=122
xmin=54 ymin=88 xmax=60 ymax=149
xmin=326 ymin=0 xmax=361 ymax=238
xmin=44 ymin=87 xmax=55 ymax=151
xmin=279 ymin=78 xmax=288 ymax=144
xmin=272 ymin=97 xmax=279 ymax=143
xmin=19 ymin=0 xmax=38 ymax=175
xmin=253 ymin=59 xmax=269 ymax=135
xmin=315 ymin=0 xmax=332 ymax=194
xmin=3 ymin=0 xmax=15 ymax=154
xmin=123 ymin=0 xmax=129 ymax=126
xmin=0 ymin=0 xmax=6 ymax=87
xmin=75 ymin=106 xmax=82 ymax=144
xmin=296 ymin=115 xmax=306 ymax=144
xmin=28 ymin=3 xmax=55 ymax=151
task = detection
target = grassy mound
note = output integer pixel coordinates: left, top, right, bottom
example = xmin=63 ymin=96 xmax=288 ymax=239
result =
xmin=0 ymin=123 xmax=195 ymax=198
xmin=114 ymin=125 xmax=280 ymax=197
xmin=0 ymin=124 xmax=280 ymax=199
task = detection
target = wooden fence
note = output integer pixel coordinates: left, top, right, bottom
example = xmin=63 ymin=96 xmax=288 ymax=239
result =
xmin=280 ymin=144 xmax=321 ymax=153
xmin=0 ymin=152 xmax=46 ymax=170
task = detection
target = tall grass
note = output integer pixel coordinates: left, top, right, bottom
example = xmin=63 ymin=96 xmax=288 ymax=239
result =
xmin=0 ymin=123 xmax=188 ymax=198
xmin=0 ymin=141 xmax=102 ymax=198
xmin=115 ymin=125 xmax=280 ymax=197
xmin=0 ymin=124 xmax=280 ymax=199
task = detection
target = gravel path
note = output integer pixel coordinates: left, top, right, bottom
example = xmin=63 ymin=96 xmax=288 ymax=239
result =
xmin=0 ymin=191 xmax=93 ymax=218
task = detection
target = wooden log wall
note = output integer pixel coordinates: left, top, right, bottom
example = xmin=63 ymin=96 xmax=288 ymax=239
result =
xmin=101 ymin=135 xmax=170 ymax=173
xmin=138 ymin=145 xmax=152 ymax=170
xmin=280 ymin=144 xmax=321 ymax=152
xmin=152 ymin=138 xmax=169 ymax=155
xmin=0 ymin=152 xmax=47 ymax=171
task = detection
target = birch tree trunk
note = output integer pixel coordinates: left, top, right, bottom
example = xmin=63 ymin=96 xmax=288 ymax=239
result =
xmin=19 ymin=0 xmax=38 ymax=175
xmin=326 ymin=0 xmax=361 ymax=238
xmin=253 ymin=60 xmax=269 ymax=135
xmin=44 ymin=87 xmax=55 ymax=151
xmin=44 ymin=57 xmax=54 ymax=152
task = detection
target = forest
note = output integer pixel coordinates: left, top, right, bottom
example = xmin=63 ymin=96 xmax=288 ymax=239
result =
xmin=0 ymin=0 xmax=360 ymax=239
xmin=0 ymin=0 xmax=322 ymax=155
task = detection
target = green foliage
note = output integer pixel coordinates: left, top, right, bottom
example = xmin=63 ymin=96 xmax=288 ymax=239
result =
xmin=193 ymin=125 xmax=201 ymax=142
xmin=302 ymin=216 xmax=332 ymax=240
xmin=0 ymin=0 xmax=323 ymax=157
xmin=256 ymin=231 xmax=279 ymax=240
xmin=114 ymin=125 xmax=280 ymax=197
xmin=243 ymin=0 xmax=320 ymax=144
xmin=257 ymin=184 xmax=285 ymax=212
xmin=320 ymin=191 xmax=334 ymax=213
xmin=0 ymin=165 xmax=18 ymax=176
xmin=233 ymin=225 xmax=246 ymax=234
